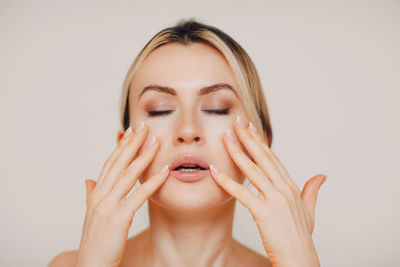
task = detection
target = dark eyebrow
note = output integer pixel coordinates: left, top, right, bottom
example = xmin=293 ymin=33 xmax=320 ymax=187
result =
xmin=138 ymin=83 xmax=238 ymax=99
xmin=198 ymin=83 xmax=238 ymax=97
xmin=138 ymin=85 xmax=177 ymax=99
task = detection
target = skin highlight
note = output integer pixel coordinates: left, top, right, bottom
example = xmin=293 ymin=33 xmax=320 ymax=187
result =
xmin=114 ymin=42 xmax=270 ymax=266
xmin=49 ymin=21 xmax=325 ymax=267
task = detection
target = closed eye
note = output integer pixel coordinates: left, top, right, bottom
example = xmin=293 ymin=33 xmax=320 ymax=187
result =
xmin=203 ymin=108 xmax=230 ymax=115
xmin=147 ymin=108 xmax=230 ymax=117
xmin=147 ymin=110 xmax=174 ymax=117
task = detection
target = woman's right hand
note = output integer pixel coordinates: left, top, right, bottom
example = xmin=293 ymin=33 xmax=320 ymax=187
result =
xmin=76 ymin=123 xmax=169 ymax=267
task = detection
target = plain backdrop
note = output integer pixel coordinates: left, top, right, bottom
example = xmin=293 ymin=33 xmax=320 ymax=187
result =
xmin=1 ymin=0 xmax=399 ymax=266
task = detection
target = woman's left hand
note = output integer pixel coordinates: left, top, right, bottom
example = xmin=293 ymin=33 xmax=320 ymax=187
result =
xmin=209 ymin=115 xmax=327 ymax=267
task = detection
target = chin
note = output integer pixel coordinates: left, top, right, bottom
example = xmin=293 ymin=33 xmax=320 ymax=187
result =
xmin=146 ymin=173 xmax=237 ymax=214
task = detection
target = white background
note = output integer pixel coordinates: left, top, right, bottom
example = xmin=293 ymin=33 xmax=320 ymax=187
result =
xmin=1 ymin=0 xmax=399 ymax=266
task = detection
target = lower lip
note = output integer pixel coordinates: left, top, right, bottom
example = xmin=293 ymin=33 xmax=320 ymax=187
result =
xmin=170 ymin=170 xmax=209 ymax=182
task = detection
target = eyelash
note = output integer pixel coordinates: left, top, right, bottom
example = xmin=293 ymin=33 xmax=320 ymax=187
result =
xmin=147 ymin=108 xmax=230 ymax=117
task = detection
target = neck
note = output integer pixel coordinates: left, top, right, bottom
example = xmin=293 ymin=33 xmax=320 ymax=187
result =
xmin=143 ymin=198 xmax=238 ymax=267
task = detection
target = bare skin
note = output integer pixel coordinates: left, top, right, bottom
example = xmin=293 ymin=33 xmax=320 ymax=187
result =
xmin=50 ymin=231 xmax=271 ymax=267
xmin=49 ymin=42 xmax=272 ymax=267
xmin=120 ymin=228 xmax=271 ymax=267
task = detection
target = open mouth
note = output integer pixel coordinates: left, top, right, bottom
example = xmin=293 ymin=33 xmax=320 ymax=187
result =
xmin=170 ymin=154 xmax=210 ymax=182
xmin=173 ymin=164 xmax=207 ymax=171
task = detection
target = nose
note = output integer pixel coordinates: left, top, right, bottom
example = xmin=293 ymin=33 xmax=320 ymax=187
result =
xmin=177 ymin=135 xmax=200 ymax=143
xmin=173 ymin=111 xmax=204 ymax=145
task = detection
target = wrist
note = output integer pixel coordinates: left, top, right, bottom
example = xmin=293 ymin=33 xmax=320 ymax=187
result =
xmin=270 ymin=257 xmax=320 ymax=267
xmin=268 ymin=247 xmax=320 ymax=267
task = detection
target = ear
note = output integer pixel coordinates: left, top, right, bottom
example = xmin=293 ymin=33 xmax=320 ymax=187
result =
xmin=117 ymin=129 xmax=125 ymax=143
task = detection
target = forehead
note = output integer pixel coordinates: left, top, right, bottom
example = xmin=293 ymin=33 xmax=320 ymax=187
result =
xmin=130 ymin=42 xmax=238 ymax=97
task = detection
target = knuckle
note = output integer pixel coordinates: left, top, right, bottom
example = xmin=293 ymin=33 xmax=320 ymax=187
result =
xmin=231 ymin=144 xmax=242 ymax=155
xmin=94 ymin=200 xmax=112 ymax=218
xmin=126 ymin=138 xmax=139 ymax=149
xmin=110 ymin=156 xmax=126 ymax=170
xmin=119 ymin=168 xmax=133 ymax=181
xmin=259 ymin=148 xmax=269 ymax=160
xmin=246 ymin=161 xmax=260 ymax=174
xmin=129 ymin=133 xmax=147 ymax=148
xmin=102 ymin=156 xmax=113 ymax=170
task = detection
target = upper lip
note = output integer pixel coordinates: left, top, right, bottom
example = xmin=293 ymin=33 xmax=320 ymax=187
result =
xmin=170 ymin=154 xmax=210 ymax=171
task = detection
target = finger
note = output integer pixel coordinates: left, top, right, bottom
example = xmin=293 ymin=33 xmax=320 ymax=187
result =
xmin=223 ymin=129 xmax=276 ymax=198
xmin=301 ymin=174 xmax=327 ymax=222
xmin=96 ymin=123 xmax=149 ymax=197
xmin=233 ymin=116 xmax=293 ymax=197
xmin=96 ymin=122 xmax=146 ymax=187
xmin=247 ymin=121 xmax=300 ymax=193
xmin=122 ymin=164 xmax=170 ymax=213
xmin=96 ymin=126 xmax=135 ymax=186
xmin=109 ymin=135 xmax=161 ymax=202
xmin=85 ymin=179 xmax=97 ymax=204
xmin=209 ymin=164 xmax=259 ymax=210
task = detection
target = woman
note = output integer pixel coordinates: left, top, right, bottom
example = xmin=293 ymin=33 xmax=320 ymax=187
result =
xmin=50 ymin=19 xmax=326 ymax=267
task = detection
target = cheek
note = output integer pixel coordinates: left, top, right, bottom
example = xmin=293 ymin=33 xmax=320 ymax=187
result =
xmin=135 ymin=119 xmax=169 ymax=154
xmin=204 ymin=122 xmax=245 ymax=183
xmin=137 ymin=114 xmax=248 ymax=184
xmin=136 ymin=121 xmax=171 ymax=184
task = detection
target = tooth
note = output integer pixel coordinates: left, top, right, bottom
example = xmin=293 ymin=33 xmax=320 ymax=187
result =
xmin=178 ymin=168 xmax=201 ymax=171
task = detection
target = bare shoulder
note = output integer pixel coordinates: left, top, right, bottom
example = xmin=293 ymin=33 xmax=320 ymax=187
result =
xmin=48 ymin=230 xmax=149 ymax=267
xmin=48 ymin=250 xmax=78 ymax=267
xmin=233 ymin=239 xmax=272 ymax=267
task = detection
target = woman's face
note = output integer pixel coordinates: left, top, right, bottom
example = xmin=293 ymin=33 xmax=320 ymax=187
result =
xmin=128 ymin=42 xmax=249 ymax=212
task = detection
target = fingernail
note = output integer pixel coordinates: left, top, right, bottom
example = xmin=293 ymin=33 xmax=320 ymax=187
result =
xmin=210 ymin=164 xmax=219 ymax=174
xmin=145 ymin=135 xmax=156 ymax=148
xmin=226 ymin=130 xmax=237 ymax=142
xmin=249 ymin=122 xmax=257 ymax=134
xmin=236 ymin=115 xmax=247 ymax=128
xmin=134 ymin=121 xmax=145 ymax=133
xmin=123 ymin=127 xmax=133 ymax=139
xmin=160 ymin=164 xmax=169 ymax=174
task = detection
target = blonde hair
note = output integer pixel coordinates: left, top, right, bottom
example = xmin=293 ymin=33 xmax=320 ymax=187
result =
xmin=119 ymin=18 xmax=273 ymax=147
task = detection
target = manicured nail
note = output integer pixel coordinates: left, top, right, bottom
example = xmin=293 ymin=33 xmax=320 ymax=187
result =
xmin=160 ymin=164 xmax=169 ymax=174
xmin=210 ymin=164 xmax=219 ymax=174
xmin=145 ymin=135 xmax=156 ymax=148
xmin=134 ymin=121 xmax=145 ymax=133
xmin=226 ymin=130 xmax=237 ymax=142
xmin=236 ymin=115 xmax=247 ymax=128
xmin=123 ymin=127 xmax=133 ymax=139
xmin=249 ymin=122 xmax=257 ymax=134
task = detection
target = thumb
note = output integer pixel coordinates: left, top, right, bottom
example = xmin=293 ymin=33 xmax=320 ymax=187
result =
xmin=301 ymin=174 xmax=327 ymax=223
xmin=85 ymin=179 xmax=97 ymax=204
